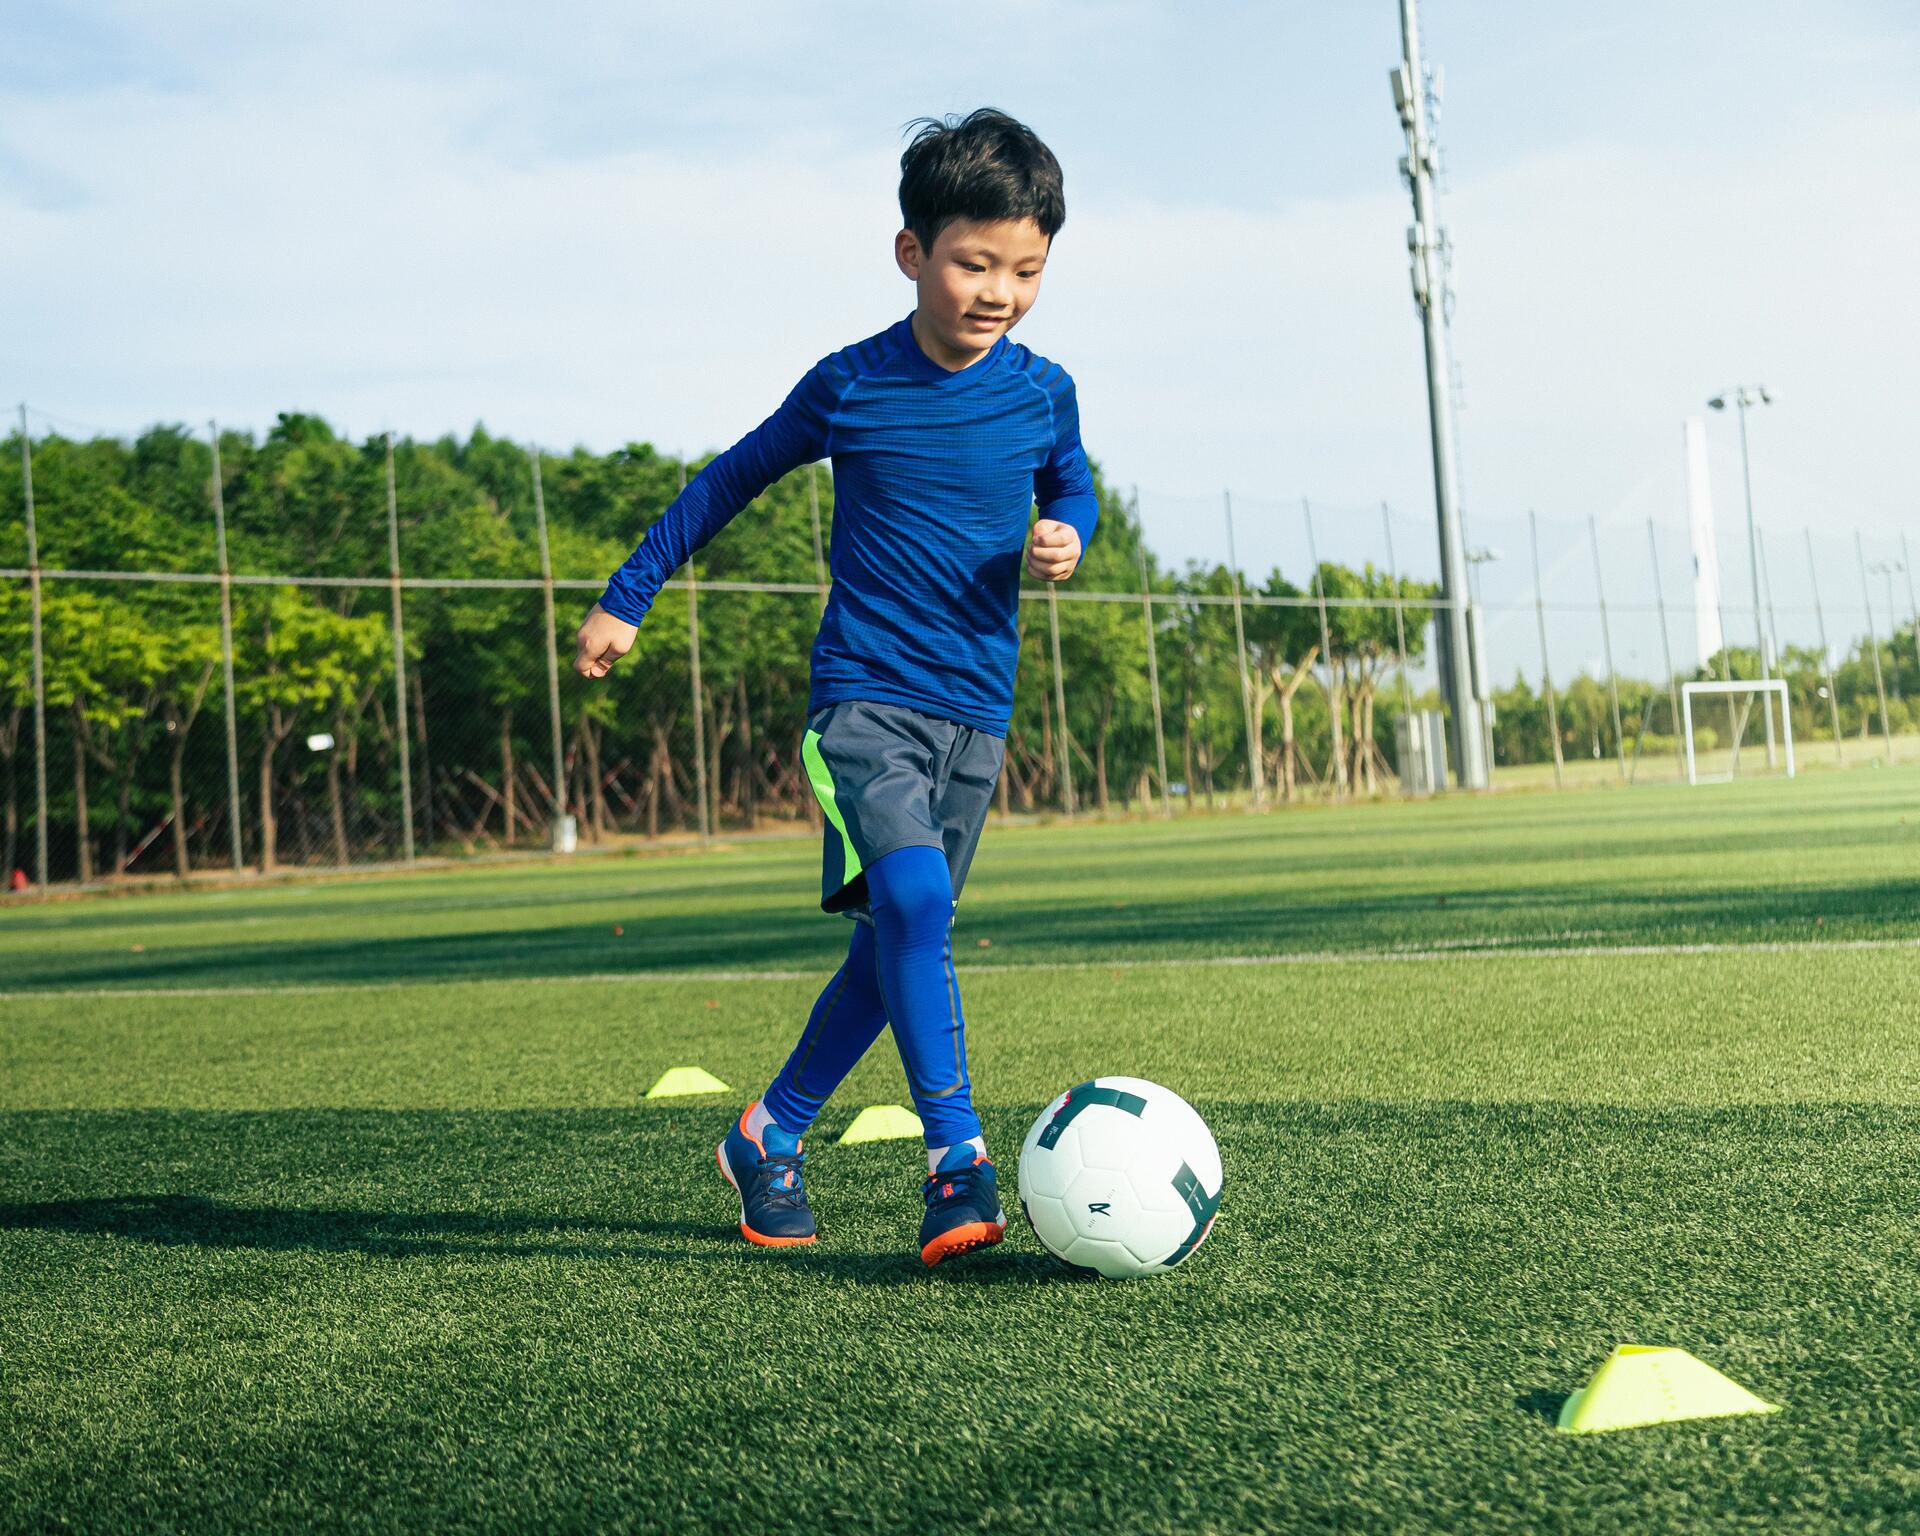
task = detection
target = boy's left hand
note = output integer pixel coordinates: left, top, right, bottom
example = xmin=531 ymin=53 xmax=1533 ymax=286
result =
xmin=1027 ymin=519 xmax=1082 ymax=582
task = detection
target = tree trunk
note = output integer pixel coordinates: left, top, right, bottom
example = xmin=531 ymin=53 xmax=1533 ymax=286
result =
xmin=259 ymin=721 xmax=279 ymax=871
xmin=584 ymin=717 xmax=605 ymax=842
xmin=326 ymin=717 xmax=349 ymax=867
xmin=1268 ymin=646 xmax=1319 ymax=803
xmin=411 ymin=663 xmax=434 ymax=852
xmin=1327 ymin=662 xmax=1349 ymax=794
xmin=1181 ymin=672 xmax=1196 ymax=808
xmin=169 ymin=736 xmax=191 ymax=878
xmin=500 ymin=710 xmax=517 ymax=845
xmin=3 ymin=707 xmax=20 ymax=877
xmin=737 ymin=677 xmax=755 ymax=829
xmin=71 ymin=703 xmax=94 ymax=884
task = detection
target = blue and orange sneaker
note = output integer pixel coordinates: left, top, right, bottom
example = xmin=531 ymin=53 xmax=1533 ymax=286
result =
xmin=716 ymin=1104 xmax=817 ymax=1247
xmin=919 ymin=1144 xmax=1006 ymax=1266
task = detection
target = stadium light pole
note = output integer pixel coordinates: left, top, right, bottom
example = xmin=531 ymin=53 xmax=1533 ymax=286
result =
xmin=1392 ymin=0 xmax=1486 ymax=788
xmin=1707 ymin=386 xmax=1775 ymax=765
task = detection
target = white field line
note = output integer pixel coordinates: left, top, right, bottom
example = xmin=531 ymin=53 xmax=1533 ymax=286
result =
xmin=2 ymin=933 xmax=1918 ymax=1004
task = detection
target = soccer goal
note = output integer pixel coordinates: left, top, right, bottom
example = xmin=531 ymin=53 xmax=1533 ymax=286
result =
xmin=1680 ymin=679 xmax=1795 ymax=785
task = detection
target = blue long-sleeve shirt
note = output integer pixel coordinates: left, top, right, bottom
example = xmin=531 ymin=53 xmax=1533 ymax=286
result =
xmin=600 ymin=315 xmax=1098 ymax=736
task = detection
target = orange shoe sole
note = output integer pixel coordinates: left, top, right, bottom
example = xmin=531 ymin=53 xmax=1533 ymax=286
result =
xmin=920 ymin=1218 xmax=1006 ymax=1267
xmin=716 ymin=1142 xmax=817 ymax=1247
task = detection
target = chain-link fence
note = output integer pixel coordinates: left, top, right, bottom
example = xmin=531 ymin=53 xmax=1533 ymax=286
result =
xmin=4 ymin=419 xmax=1916 ymax=888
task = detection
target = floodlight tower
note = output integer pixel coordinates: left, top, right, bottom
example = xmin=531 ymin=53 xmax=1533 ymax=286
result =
xmin=1392 ymin=0 xmax=1487 ymax=788
xmin=1707 ymin=385 xmax=1776 ymax=763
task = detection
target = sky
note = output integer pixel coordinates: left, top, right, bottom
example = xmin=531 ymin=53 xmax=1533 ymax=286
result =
xmin=4 ymin=0 xmax=1917 ymax=682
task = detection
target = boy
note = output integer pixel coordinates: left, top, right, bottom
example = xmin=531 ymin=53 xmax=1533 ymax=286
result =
xmin=574 ymin=108 xmax=1097 ymax=1266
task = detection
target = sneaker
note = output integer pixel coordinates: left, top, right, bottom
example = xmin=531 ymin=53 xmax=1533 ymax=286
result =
xmin=919 ymin=1144 xmax=1007 ymax=1266
xmin=716 ymin=1104 xmax=817 ymax=1247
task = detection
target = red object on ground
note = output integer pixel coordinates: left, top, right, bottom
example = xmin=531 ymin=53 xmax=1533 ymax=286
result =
xmin=8 ymin=868 xmax=27 ymax=892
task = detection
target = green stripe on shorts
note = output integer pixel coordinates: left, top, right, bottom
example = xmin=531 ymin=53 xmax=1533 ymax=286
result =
xmin=803 ymin=728 xmax=863 ymax=884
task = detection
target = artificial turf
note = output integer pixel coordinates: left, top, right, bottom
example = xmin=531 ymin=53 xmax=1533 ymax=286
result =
xmin=3 ymin=768 xmax=1920 ymax=1532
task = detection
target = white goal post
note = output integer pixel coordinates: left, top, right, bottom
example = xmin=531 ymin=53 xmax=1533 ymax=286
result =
xmin=1681 ymin=679 xmax=1795 ymax=785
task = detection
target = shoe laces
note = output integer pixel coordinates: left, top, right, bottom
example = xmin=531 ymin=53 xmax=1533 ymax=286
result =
xmin=923 ymin=1159 xmax=990 ymax=1208
xmin=759 ymin=1150 xmax=807 ymax=1209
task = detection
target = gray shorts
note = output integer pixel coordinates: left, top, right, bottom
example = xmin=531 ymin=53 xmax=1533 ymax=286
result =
xmin=802 ymin=699 xmax=1006 ymax=920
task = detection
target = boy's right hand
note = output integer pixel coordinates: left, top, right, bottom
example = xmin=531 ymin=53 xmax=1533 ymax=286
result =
xmin=574 ymin=603 xmax=638 ymax=679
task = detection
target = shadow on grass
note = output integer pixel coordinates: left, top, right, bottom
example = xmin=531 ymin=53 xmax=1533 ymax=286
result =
xmin=6 ymin=873 xmax=1919 ymax=993
xmin=0 ymin=1194 xmax=1079 ymax=1287
xmin=1514 ymin=1389 xmax=1569 ymax=1425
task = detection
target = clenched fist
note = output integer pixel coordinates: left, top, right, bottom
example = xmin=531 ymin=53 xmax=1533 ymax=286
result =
xmin=574 ymin=602 xmax=638 ymax=678
xmin=1026 ymin=519 xmax=1082 ymax=582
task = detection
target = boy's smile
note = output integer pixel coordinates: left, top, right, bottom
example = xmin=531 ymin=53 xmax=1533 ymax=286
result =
xmin=895 ymin=216 xmax=1050 ymax=372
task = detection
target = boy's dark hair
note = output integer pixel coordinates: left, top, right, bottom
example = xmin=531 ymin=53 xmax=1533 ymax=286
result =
xmin=898 ymin=108 xmax=1065 ymax=251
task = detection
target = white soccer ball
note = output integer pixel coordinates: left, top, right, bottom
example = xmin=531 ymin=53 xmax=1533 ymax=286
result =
xmin=1016 ymin=1076 xmax=1223 ymax=1279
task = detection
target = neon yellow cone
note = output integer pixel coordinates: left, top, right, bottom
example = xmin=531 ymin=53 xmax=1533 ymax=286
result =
xmin=1556 ymin=1345 xmax=1780 ymax=1434
xmin=838 ymin=1105 xmax=924 ymax=1144
xmin=645 ymin=1066 xmax=731 ymax=1098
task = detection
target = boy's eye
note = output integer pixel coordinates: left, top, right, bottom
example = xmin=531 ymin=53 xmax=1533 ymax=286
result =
xmin=960 ymin=262 xmax=985 ymax=273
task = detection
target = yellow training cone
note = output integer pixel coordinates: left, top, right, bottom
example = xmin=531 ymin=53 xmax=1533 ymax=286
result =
xmin=645 ymin=1066 xmax=731 ymax=1099
xmin=838 ymin=1105 xmax=925 ymax=1144
xmin=1556 ymin=1345 xmax=1780 ymax=1435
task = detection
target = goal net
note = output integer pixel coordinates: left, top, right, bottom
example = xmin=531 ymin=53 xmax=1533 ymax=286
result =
xmin=1680 ymin=679 xmax=1796 ymax=785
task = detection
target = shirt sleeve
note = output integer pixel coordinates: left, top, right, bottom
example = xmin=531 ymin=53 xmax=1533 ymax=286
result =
xmin=1035 ymin=378 xmax=1099 ymax=549
xmin=599 ymin=361 xmax=840 ymax=624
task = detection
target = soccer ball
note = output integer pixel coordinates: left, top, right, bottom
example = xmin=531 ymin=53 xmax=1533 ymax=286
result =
xmin=1016 ymin=1076 xmax=1223 ymax=1278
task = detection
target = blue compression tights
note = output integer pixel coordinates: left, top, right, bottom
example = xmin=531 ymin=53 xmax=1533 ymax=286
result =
xmin=762 ymin=844 xmax=980 ymax=1147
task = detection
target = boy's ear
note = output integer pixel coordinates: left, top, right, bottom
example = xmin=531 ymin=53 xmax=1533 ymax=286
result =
xmin=894 ymin=228 xmax=924 ymax=282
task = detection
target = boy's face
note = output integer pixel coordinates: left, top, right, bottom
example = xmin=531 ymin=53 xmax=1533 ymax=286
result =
xmin=894 ymin=217 xmax=1050 ymax=370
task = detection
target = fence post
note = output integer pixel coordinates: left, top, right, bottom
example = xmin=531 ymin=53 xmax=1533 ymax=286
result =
xmin=384 ymin=434 xmax=415 ymax=862
xmin=680 ymin=460 xmax=711 ymax=844
xmin=17 ymin=407 xmax=48 ymax=889
xmin=1856 ymin=530 xmax=1895 ymax=763
xmin=1135 ymin=496 xmax=1171 ymax=818
xmin=1222 ymin=492 xmax=1263 ymax=806
xmin=807 ymin=462 xmax=828 ymax=611
xmin=1645 ymin=521 xmax=1685 ymax=781
xmin=1302 ymin=499 xmax=1347 ymax=796
xmin=1804 ymin=527 xmax=1845 ymax=763
xmin=529 ymin=446 xmax=571 ymax=847
xmin=1045 ymin=579 xmax=1075 ymax=817
xmin=1380 ymin=505 xmax=1416 ymax=789
xmin=1528 ymin=512 xmax=1565 ymax=789
xmin=1587 ymin=515 xmax=1627 ymax=778
xmin=208 ymin=422 xmax=245 ymax=872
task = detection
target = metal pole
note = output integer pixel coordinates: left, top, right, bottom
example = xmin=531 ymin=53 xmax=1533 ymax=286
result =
xmin=208 ymin=422 xmax=244 ymax=872
xmin=1045 ymin=579 xmax=1075 ymax=817
xmin=1804 ymin=527 xmax=1844 ymax=764
xmin=1135 ymin=495 xmax=1172 ymax=818
xmin=1222 ymin=492 xmax=1263 ymax=805
xmin=1381 ymin=505 xmax=1416 ymax=748
xmin=680 ymin=460 xmax=710 ymax=844
xmin=530 ymin=446 xmax=570 ymax=845
xmin=806 ymin=462 xmax=828 ymax=610
xmin=1587 ymin=515 xmax=1627 ymax=777
xmin=1392 ymin=0 xmax=1485 ymax=788
xmin=18 ymin=406 xmax=48 ymax=889
xmin=1756 ymin=526 xmax=1783 ymax=689
xmin=1646 ymin=520 xmax=1685 ymax=781
xmin=1528 ymin=511 xmax=1565 ymax=789
xmin=1302 ymin=499 xmax=1346 ymax=796
xmin=1857 ymin=529 xmax=1895 ymax=764
xmin=384 ymin=433 xmax=415 ymax=862
xmin=1735 ymin=396 xmax=1777 ymax=765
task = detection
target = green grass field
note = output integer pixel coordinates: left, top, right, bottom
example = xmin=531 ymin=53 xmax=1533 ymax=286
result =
xmin=5 ymin=769 xmax=1920 ymax=1533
